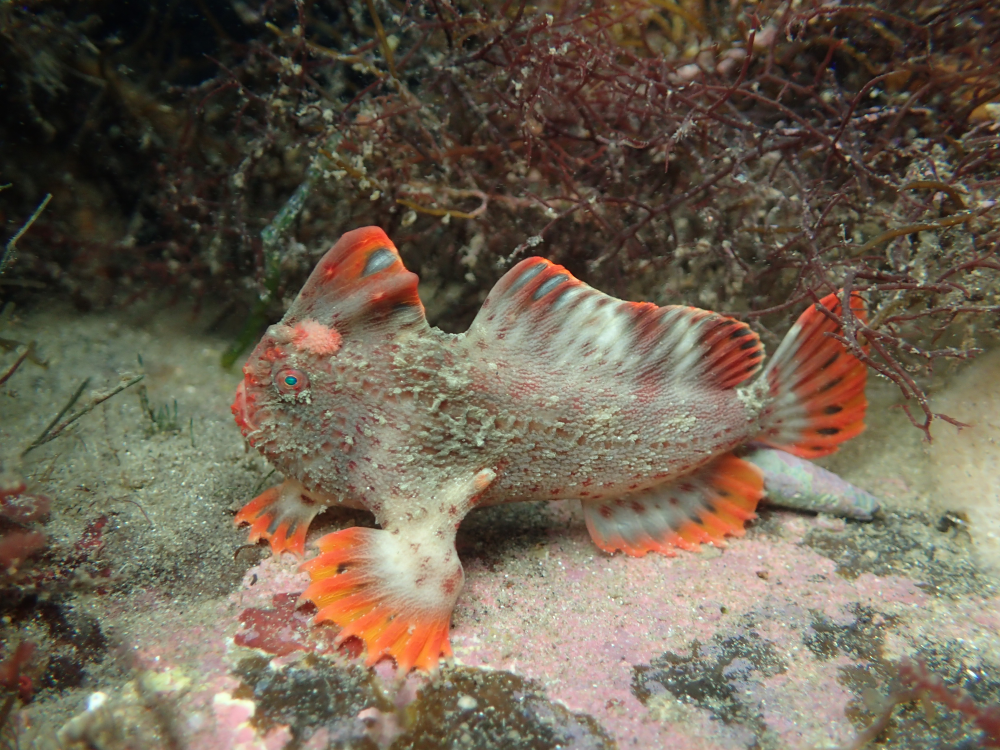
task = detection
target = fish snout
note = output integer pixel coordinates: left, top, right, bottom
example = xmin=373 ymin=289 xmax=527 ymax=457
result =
xmin=231 ymin=380 xmax=258 ymax=436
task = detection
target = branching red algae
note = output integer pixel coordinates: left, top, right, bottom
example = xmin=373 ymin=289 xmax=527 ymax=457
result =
xmin=840 ymin=657 xmax=1000 ymax=750
xmin=0 ymin=1 xmax=998 ymax=434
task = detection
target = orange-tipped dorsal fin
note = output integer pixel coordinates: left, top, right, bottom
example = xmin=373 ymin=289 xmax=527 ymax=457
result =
xmin=465 ymin=257 xmax=763 ymax=390
xmin=286 ymin=227 xmax=428 ymax=340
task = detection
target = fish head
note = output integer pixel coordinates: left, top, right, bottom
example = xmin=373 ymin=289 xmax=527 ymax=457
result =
xmin=232 ymin=227 xmax=429 ymax=477
xmin=232 ymin=315 xmax=345 ymax=470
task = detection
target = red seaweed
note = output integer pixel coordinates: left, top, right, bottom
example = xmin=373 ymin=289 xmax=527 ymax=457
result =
xmin=0 ymin=479 xmax=47 ymax=577
xmin=235 ymin=593 xmax=357 ymax=659
xmin=842 ymin=657 xmax=1000 ymax=750
xmin=897 ymin=658 xmax=1000 ymax=748
xmin=1 ymin=1 xmax=997 ymax=434
xmin=0 ymin=641 xmax=36 ymax=703
xmin=0 ymin=531 xmax=45 ymax=574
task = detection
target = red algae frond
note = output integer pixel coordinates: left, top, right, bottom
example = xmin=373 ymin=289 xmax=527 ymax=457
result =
xmin=840 ymin=657 xmax=1000 ymax=750
xmin=1 ymin=1 xmax=998 ymax=432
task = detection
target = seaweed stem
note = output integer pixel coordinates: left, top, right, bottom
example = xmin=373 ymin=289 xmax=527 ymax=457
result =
xmin=365 ymin=0 xmax=397 ymax=80
xmin=840 ymin=658 xmax=1000 ymax=750
xmin=0 ymin=345 xmax=31 ymax=386
xmin=30 ymin=377 xmax=91 ymax=451
xmin=23 ymin=374 xmax=145 ymax=456
xmin=852 ymin=210 xmax=986 ymax=256
xmin=1 ymin=193 xmax=52 ymax=276
xmin=221 ymin=132 xmax=345 ymax=368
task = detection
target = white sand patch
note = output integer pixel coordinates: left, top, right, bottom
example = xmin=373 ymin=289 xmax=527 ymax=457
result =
xmin=928 ymin=350 xmax=1000 ymax=573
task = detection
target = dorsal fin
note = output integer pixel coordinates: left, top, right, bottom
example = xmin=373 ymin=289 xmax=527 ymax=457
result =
xmin=286 ymin=227 xmax=427 ymax=338
xmin=466 ymin=258 xmax=763 ymax=389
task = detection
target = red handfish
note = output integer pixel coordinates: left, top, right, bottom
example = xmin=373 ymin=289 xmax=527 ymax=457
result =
xmin=232 ymin=227 xmax=868 ymax=672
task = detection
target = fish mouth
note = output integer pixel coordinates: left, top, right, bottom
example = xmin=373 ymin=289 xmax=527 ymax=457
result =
xmin=231 ymin=381 xmax=257 ymax=435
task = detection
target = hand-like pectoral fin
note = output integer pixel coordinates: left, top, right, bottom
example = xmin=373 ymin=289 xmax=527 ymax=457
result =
xmin=301 ymin=526 xmax=462 ymax=672
xmin=300 ymin=468 xmax=496 ymax=673
xmin=235 ymin=478 xmax=338 ymax=555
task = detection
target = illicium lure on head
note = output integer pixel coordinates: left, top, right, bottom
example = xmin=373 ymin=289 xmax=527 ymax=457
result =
xmin=232 ymin=227 xmax=872 ymax=673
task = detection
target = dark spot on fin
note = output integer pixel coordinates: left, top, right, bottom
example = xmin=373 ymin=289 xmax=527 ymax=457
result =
xmin=362 ymin=248 xmax=397 ymax=277
xmin=533 ymin=273 xmax=569 ymax=300
xmin=759 ymin=290 xmax=868 ymax=459
xmin=818 ymin=376 xmax=843 ymax=393
xmin=508 ymin=262 xmax=546 ymax=293
xmin=288 ymin=227 xmax=428 ymax=338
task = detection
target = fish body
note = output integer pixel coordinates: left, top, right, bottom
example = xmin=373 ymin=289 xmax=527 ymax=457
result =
xmin=233 ymin=227 xmax=869 ymax=672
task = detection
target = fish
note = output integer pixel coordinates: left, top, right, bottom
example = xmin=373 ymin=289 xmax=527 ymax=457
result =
xmin=231 ymin=226 xmax=870 ymax=672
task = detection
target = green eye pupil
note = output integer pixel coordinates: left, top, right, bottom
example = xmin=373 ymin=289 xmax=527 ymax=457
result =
xmin=284 ymin=375 xmax=298 ymax=386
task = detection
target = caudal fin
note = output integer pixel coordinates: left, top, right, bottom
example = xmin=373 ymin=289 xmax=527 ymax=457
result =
xmin=758 ymin=291 xmax=868 ymax=458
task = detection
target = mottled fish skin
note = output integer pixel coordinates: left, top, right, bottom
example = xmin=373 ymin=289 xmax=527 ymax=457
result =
xmin=232 ymin=226 xmax=871 ymax=672
xmin=744 ymin=446 xmax=881 ymax=520
xmin=236 ymin=269 xmax=767 ymax=520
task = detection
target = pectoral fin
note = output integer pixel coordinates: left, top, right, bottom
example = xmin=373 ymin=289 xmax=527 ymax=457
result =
xmin=299 ymin=468 xmax=496 ymax=673
xmin=236 ymin=479 xmax=337 ymax=556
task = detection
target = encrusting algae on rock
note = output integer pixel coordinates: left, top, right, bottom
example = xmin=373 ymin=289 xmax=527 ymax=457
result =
xmin=232 ymin=226 xmax=870 ymax=673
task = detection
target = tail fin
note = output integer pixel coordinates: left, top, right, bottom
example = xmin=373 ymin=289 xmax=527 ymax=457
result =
xmin=758 ymin=291 xmax=868 ymax=458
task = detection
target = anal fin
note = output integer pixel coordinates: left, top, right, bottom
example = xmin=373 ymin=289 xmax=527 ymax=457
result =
xmin=582 ymin=454 xmax=764 ymax=557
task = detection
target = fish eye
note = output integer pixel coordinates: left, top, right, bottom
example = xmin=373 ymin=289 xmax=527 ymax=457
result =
xmin=274 ymin=368 xmax=309 ymax=394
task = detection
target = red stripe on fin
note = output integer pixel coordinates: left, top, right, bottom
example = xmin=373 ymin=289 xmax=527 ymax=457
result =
xmin=695 ymin=314 xmax=765 ymax=389
xmin=466 ymin=257 xmax=763 ymax=390
xmin=581 ymin=453 xmax=764 ymax=557
xmin=286 ymin=227 xmax=427 ymax=339
xmin=759 ymin=291 xmax=869 ymax=458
